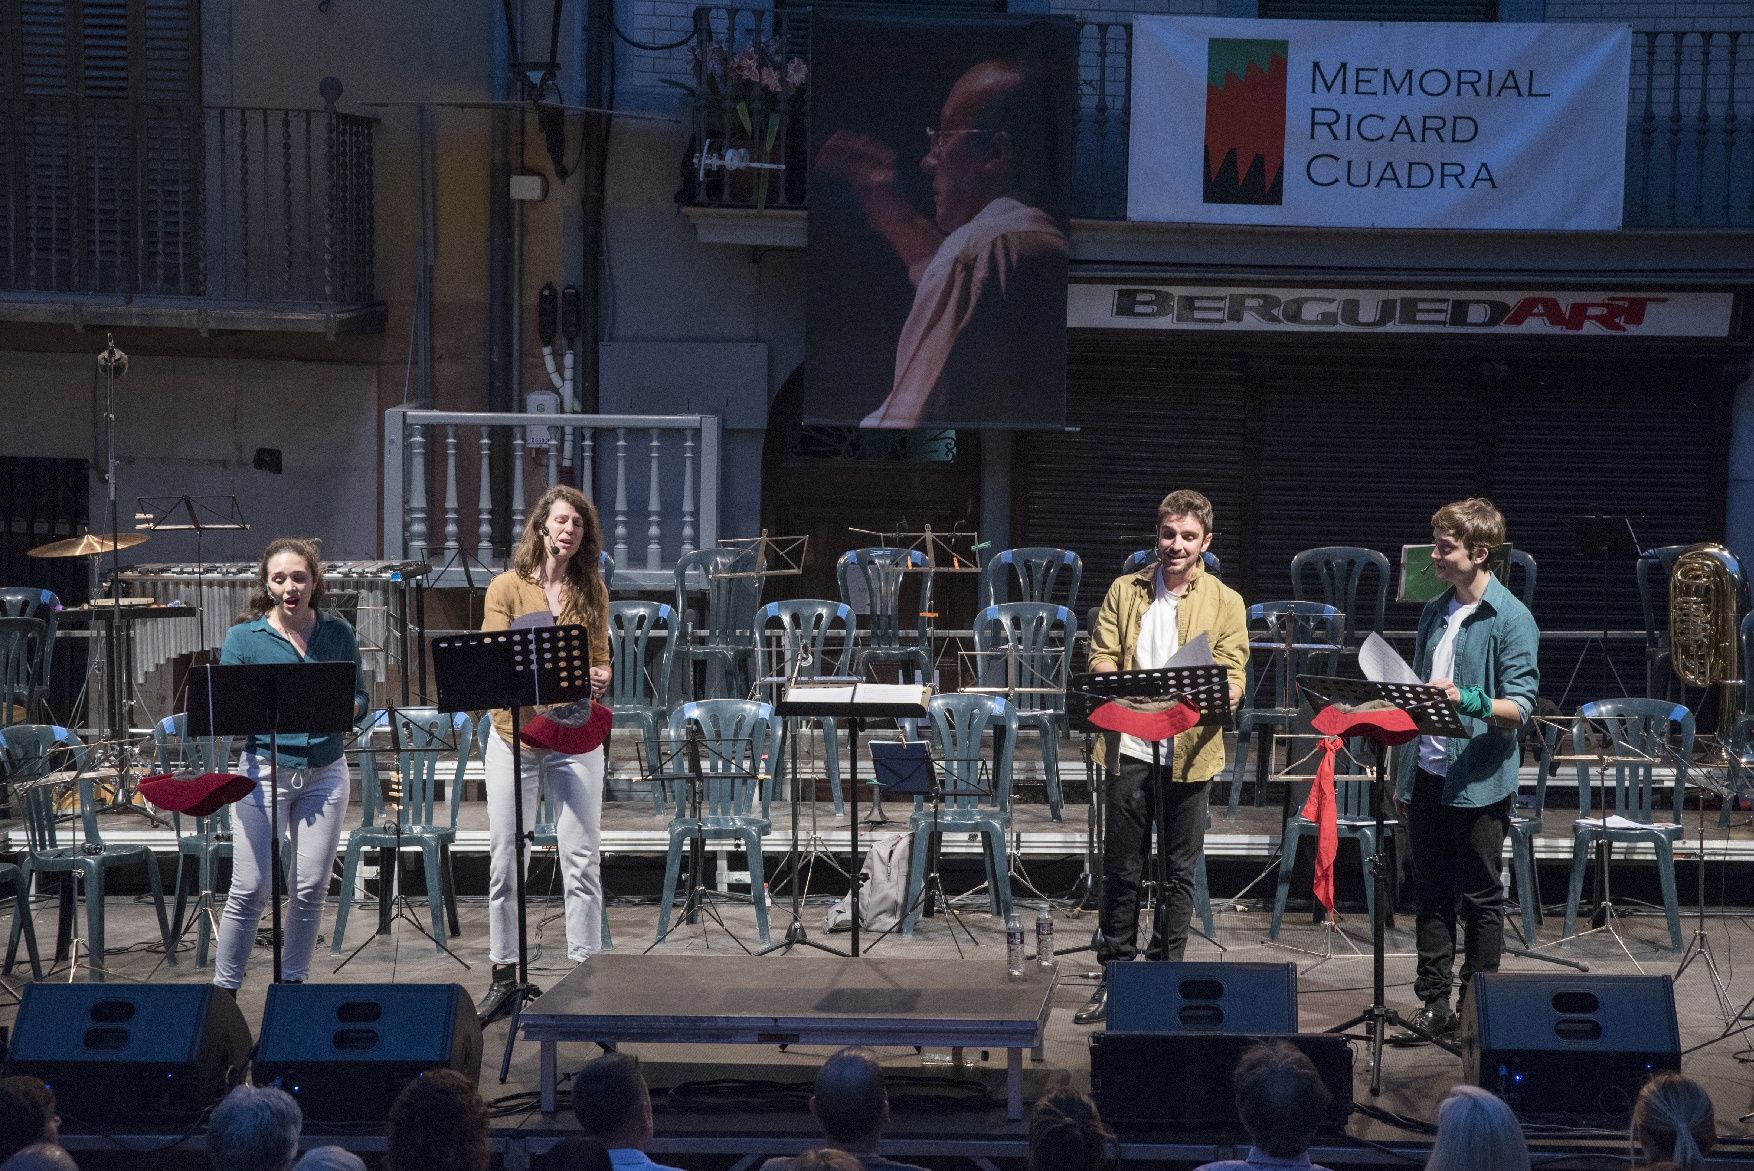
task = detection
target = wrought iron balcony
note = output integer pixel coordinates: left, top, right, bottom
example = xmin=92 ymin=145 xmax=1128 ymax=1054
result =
xmin=0 ymin=94 xmax=382 ymax=332
xmin=679 ymin=12 xmax=1751 ymax=230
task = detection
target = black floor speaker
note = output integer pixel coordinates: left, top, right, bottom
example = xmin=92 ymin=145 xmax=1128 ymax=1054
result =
xmin=1090 ymin=1032 xmax=1352 ymax=1137
xmin=1105 ymin=961 xmax=1298 ymax=1032
xmin=1462 ymin=972 xmax=1680 ymax=1120
xmin=252 ymin=982 xmax=483 ymax=1122
xmin=3 ymin=983 xmax=250 ymax=1129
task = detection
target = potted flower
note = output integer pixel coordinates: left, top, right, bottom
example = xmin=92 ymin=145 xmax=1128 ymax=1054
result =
xmin=672 ymin=35 xmax=808 ymax=210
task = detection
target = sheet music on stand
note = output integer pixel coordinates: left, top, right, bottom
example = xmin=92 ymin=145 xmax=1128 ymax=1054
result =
xmin=868 ymin=741 xmax=994 ymax=801
xmin=1297 ymin=675 xmax=1467 ymax=738
xmin=1066 ymin=664 xmax=1232 ymax=733
xmin=429 ymin=624 xmax=594 ymax=713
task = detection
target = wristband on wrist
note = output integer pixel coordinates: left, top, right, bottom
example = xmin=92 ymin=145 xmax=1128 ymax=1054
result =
xmin=1457 ymin=686 xmax=1493 ymax=721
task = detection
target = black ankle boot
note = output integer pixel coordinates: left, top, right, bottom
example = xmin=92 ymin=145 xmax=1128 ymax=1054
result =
xmin=477 ymin=963 xmax=520 ymax=1025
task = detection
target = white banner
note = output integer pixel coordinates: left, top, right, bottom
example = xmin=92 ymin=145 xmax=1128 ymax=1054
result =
xmin=1127 ymin=17 xmax=1630 ymax=229
xmin=1067 ymin=283 xmax=1738 ymax=338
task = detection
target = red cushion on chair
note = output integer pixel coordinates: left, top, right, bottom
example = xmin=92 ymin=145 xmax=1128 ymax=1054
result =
xmin=520 ymin=699 xmax=614 ymax=755
xmin=1311 ymin=703 xmax=1420 ymax=746
xmin=138 ymin=771 xmax=255 ymax=817
xmin=1087 ymin=697 xmax=1202 ymax=742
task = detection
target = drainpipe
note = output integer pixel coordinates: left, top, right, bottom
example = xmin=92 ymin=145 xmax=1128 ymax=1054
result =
xmin=577 ymin=0 xmax=613 ymax=415
xmin=487 ymin=0 xmax=517 ymax=552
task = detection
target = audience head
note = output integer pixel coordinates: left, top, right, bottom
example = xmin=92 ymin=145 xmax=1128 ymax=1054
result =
xmin=538 ymin=1135 xmax=614 ymax=1171
xmin=0 ymin=1078 xmax=57 ymax=1160
xmin=385 ymin=1069 xmax=490 ymax=1171
xmin=1425 ymin=1085 xmax=1529 ymax=1171
xmin=0 ymin=1145 xmax=77 ymax=1171
xmin=1632 ymin=1073 xmax=1716 ymax=1171
xmin=293 ymin=1146 xmax=369 ymax=1171
xmin=1232 ymin=1041 xmax=1331 ymax=1160
xmin=1026 ymin=1089 xmax=1110 ymax=1171
xmin=207 ymin=1084 xmax=302 ymax=1171
xmin=809 ymin=1047 xmax=891 ymax=1148
xmin=791 ymin=1149 xmax=865 ymax=1171
xmin=571 ymin=1053 xmax=655 ymax=1150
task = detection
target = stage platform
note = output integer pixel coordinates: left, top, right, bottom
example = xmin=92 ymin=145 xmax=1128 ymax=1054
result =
xmin=14 ymin=878 xmax=1754 ymax=1170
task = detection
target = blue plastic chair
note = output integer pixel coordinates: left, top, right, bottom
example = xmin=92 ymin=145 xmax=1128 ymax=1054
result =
xmin=971 ymin=602 xmax=1073 ymax=821
xmin=674 ymin=546 xmax=763 ymax=699
xmin=980 ymin=548 xmax=1084 ymax=611
xmin=836 ymin=548 xmax=933 ymax=682
xmin=1561 ymin=699 xmax=1691 ymax=953
xmin=654 ymin=700 xmax=783 ymax=946
xmin=1 ymin=724 xmax=173 ymax=980
xmin=1226 ymin=602 xmax=1344 ymax=819
xmin=150 ymin=713 xmax=238 ymax=969
xmin=0 ymin=589 xmax=58 ymax=721
xmin=758 ymin=599 xmax=855 ymax=817
xmin=1507 ymin=548 xmax=1538 ymax=608
xmin=1507 ymin=722 xmax=1562 ymax=946
xmin=1268 ymin=755 xmax=1398 ymax=937
xmin=1121 ymin=549 xmax=1221 ymax=578
xmin=1291 ymin=546 xmax=1391 ymax=646
xmin=901 ymin=693 xmax=1018 ymax=936
xmin=605 ymin=600 xmax=677 ymax=814
xmin=0 ymin=617 xmax=48 ymax=728
xmin=331 ymin=708 xmax=466 ymax=955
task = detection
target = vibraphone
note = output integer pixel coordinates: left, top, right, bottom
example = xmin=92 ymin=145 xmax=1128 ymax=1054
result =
xmin=115 ymin=561 xmax=430 ymax=689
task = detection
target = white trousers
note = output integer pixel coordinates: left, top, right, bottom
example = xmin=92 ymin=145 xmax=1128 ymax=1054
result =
xmin=213 ymin=753 xmax=350 ymax=988
xmin=485 ymin=729 xmax=605 ymax=965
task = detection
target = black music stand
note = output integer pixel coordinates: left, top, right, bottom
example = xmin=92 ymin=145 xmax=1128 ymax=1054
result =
xmin=863 ymin=740 xmax=988 ymax=956
xmin=1067 ymin=665 xmax=1233 ymax=960
xmin=187 ymin=660 xmax=356 ymax=985
xmin=430 ymin=624 xmax=593 ymax=1082
xmin=1296 ymin=675 xmax=1464 ymax=1092
xmin=643 ymin=728 xmax=760 ymax=954
xmin=1561 ymin=513 xmax=1643 ymax=706
xmin=776 ymin=680 xmax=931 ymax=957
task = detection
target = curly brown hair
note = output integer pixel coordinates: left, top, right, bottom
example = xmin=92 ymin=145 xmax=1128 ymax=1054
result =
xmin=243 ymin=537 xmax=326 ymax=620
xmin=386 ymin=1069 xmax=489 ymax=1171
xmin=510 ymin=485 xmax=608 ymax=630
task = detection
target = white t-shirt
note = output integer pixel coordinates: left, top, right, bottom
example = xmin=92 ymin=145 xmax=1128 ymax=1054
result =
xmin=1120 ymin=571 xmax=1181 ymax=764
xmin=1417 ymin=596 xmax=1482 ymax=776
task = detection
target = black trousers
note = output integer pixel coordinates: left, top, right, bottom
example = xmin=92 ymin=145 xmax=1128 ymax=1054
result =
xmin=1097 ymin=758 xmax=1209 ymax=966
xmin=1409 ymin=767 xmax=1513 ymax=1006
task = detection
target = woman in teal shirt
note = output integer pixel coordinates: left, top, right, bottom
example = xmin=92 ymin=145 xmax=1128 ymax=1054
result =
xmin=212 ymin=537 xmax=367 ymax=990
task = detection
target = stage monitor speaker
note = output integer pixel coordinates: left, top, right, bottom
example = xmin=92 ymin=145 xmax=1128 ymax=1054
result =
xmin=1105 ymin=961 xmax=1298 ymax=1033
xmin=252 ymin=982 xmax=482 ymax=1122
xmin=1462 ymin=973 xmax=1680 ymax=1121
xmin=3 ymin=983 xmax=250 ymax=1130
xmin=1089 ymin=1032 xmax=1352 ymax=1137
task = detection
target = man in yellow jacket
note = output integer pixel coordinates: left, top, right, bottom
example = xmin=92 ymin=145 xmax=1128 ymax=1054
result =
xmin=1075 ymin=489 xmax=1248 ymax=1025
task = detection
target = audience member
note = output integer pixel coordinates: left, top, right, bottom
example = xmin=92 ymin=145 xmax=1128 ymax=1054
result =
xmin=292 ymin=1146 xmax=368 ymax=1171
xmin=791 ymin=1150 xmax=865 ymax=1171
xmin=207 ymin=1085 xmax=302 ymax=1171
xmin=759 ymin=1047 xmax=926 ymax=1171
xmin=1425 ymin=1085 xmax=1528 ymax=1171
xmin=1193 ymin=1042 xmax=1333 ymax=1171
xmin=1027 ymin=1089 xmax=1110 ymax=1171
xmin=385 ymin=1069 xmax=490 ymax=1171
xmin=1632 ymin=1073 xmax=1716 ymax=1171
xmin=0 ymin=1078 xmax=58 ymax=1161
xmin=571 ymin=1052 xmax=683 ymax=1171
xmin=539 ymin=1135 xmax=614 ymax=1171
xmin=0 ymin=1145 xmax=76 ymax=1171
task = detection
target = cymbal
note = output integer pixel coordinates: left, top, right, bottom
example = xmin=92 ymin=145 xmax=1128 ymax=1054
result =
xmin=28 ymin=531 xmax=149 ymax=559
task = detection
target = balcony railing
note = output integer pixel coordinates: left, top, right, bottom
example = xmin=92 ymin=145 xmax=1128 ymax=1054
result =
xmin=383 ymin=408 xmax=723 ymax=590
xmin=0 ymin=95 xmax=380 ymax=324
xmin=681 ymin=13 xmax=1751 ymax=229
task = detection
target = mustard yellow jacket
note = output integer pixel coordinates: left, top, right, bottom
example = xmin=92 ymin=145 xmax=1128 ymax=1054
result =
xmin=1088 ymin=563 xmax=1249 ymax=780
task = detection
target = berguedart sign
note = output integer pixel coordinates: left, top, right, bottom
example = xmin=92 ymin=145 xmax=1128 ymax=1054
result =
xmin=1127 ymin=17 xmax=1631 ymax=229
xmin=1066 ymin=284 xmax=1738 ymax=338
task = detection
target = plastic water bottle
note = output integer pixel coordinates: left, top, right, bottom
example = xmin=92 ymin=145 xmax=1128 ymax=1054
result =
xmin=1005 ymin=912 xmax=1026 ymax=980
xmin=1035 ymin=905 xmax=1054 ymax=968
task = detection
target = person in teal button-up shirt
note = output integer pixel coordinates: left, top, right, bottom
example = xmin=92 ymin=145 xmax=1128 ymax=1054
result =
xmin=1391 ymin=498 xmax=1539 ymax=1041
xmin=211 ymin=537 xmax=366 ymax=992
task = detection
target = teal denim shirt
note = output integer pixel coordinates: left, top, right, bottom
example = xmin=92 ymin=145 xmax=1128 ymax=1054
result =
xmin=1393 ymin=573 xmax=1540 ymax=808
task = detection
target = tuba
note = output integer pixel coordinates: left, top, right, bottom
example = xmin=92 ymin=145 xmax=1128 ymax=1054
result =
xmin=1669 ymin=542 xmax=1743 ymax=752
